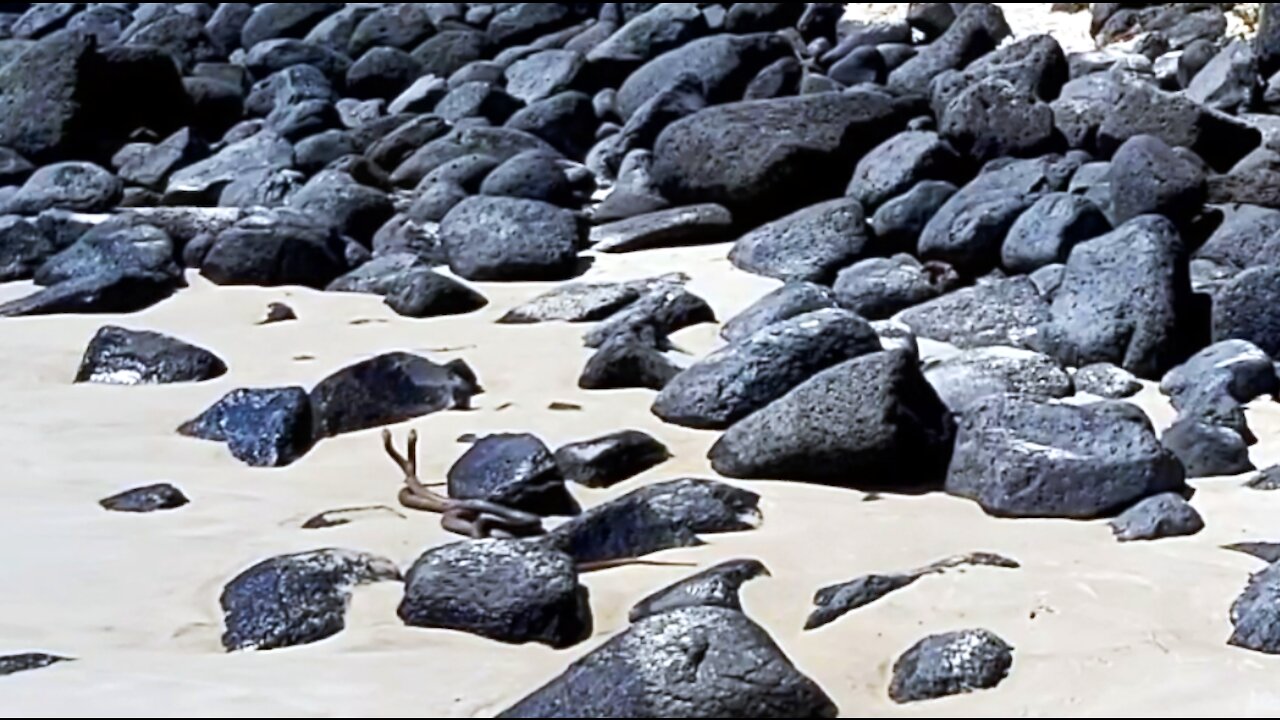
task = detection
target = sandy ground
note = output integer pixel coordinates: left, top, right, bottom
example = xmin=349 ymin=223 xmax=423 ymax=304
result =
xmin=1 ymin=238 xmax=1280 ymax=717
xmin=3 ymin=4 xmax=1280 ymax=718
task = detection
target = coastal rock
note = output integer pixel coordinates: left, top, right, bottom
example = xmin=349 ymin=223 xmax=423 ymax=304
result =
xmin=179 ymin=387 xmax=314 ymax=468
xmin=889 ymin=630 xmax=1014 ymax=704
xmin=75 ymin=326 xmax=226 ymax=385
xmin=629 ymin=559 xmax=769 ymax=622
xmin=99 ymin=483 xmax=190 ymax=513
xmin=555 ymin=431 xmax=671 ymax=488
xmin=448 ymin=434 xmax=581 ymax=518
xmin=310 ymin=353 xmax=481 ymax=439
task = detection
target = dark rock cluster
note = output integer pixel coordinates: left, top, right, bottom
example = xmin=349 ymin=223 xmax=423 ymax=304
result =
xmin=9 ymin=0 xmax=1280 ymax=710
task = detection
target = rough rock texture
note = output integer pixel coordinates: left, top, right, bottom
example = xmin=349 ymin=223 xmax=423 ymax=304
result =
xmin=1230 ymin=561 xmax=1280 ymax=654
xmin=710 ymin=351 xmax=955 ymax=490
xmin=500 ymin=607 xmax=838 ymax=718
xmin=923 ymin=347 xmax=1073 ymax=412
xmin=398 ymin=540 xmax=591 ymax=649
xmin=1110 ymin=493 xmax=1205 ymax=541
xmin=721 ymin=282 xmax=839 ymax=344
xmin=99 ymin=483 xmax=190 ymax=513
xmin=75 ymin=326 xmax=226 ymax=385
xmin=179 ymin=387 xmax=314 ymax=468
xmin=628 ymin=559 xmax=770 ymax=623
xmin=555 ymin=431 xmax=671 ymax=489
xmin=220 ymin=549 xmax=401 ymax=652
xmin=946 ymin=394 xmax=1186 ymax=519
xmin=440 ymin=196 xmax=582 ymax=282
xmin=308 ymin=351 xmax=475 ymax=435
xmin=654 ymin=309 xmax=882 ymax=430
xmin=729 ymin=198 xmax=872 ymax=284
xmin=889 ymin=630 xmax=1014 ymax=704
xmin=447 ymin=434 xmax=581 ymax=517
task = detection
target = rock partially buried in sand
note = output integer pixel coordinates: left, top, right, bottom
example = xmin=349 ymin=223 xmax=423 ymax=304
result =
xmin=1110 ymin=493 xmax=1204 ymax=542
xmin=99 ymin=483 xmax=189 ymax=513
xmin=580 ymin=328 xmax=683 ymax=391
xmin=499 ymin=606 xmax=838 ymax=718
xmin=1247 ymin=465 xmax=1280 ymax=491
xmin=309 ymin=352 xmax=481 ymax=439
xmin=710 ymin=351 xmax=955 ymax=490
xmin=179 ymin=387 xmax=315 ymax=468
xmin=806 ymin=553 xmax=1021 ymax=631
xmin=0 ymin=653 xmax=71 ymax=677
xmin=946 ymin=394 xmax=1186 ymax=518
xmin=1160 ymin=340 xmax=1279 ymax=413
xmin=448 ymin=434 xmax=581 ymax=517
xmin=398 ymin=539 xmax=591 ymax=649
xmin=75 ymin=326 xmax=226 ymax=385
xmin=1230 ymin=560 xmax=1280 ymax=654
xmin=220 ymin=549 xmax=401 ymax=652
xmin=1162 ymin=416 xmax=1255 ymax=479
xmin=258 ymin=302 xmax=297 ymax=325
xmin=555 ymin=430 xmax=671 ymax=489
xmin=889 ymin=629 xmax=1014 ymax=704
xmin=543 ymin=478 xmax=763 ymax=566
xmin=629 ymin=559 xmax=770 ymax=623
xmin=654 ymin=309 xmax=883 ymax=430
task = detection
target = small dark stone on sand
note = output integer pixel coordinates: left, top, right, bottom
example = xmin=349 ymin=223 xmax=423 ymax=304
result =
xmin=99 ymin=483 xmax=189 ymax=513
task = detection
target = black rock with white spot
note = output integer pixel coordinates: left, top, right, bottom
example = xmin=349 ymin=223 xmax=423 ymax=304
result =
xmin=555 ymin=431 xmax=671 ymax=489
xmin=75 ymin=326 xmax=226 ymax=385
xmin=889 ymin=630 xmax=1014 ymax=704
xmin=221 ymin=549 xmax=401 ymax=652
xmin=179 ymin=387 xmax=315 ymax=468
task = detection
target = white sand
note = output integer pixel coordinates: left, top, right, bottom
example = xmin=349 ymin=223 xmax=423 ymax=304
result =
xmin=4 ymin=4 xmax=1280 ymax=717
xmin=1 ymin=241 xmax=1280 ymax=717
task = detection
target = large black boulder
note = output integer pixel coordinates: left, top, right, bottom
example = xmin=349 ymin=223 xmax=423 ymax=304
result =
xmin=555 ymin=431 xmax=671 ymax=489
xmin=709 ymin=351 xmax=955 ymax=490
xmin=440 ymin=196 xmax=582 ymax=282
xmin=1109 ymin=135 xmax=1207 ymax=226
xmin=75 ymin=325 xmax=226 ymax=385
xmin=945 ymin=394 xmax=1187 ymax=518
xmin=179 ymin=387 xmax=315 ymax=468
xmin=398 ymin=539 xmax=591 ymax=649
xmin=221 ymin=549 xmax=400 ymax=652
xmin=309 ymin=352 xmax=481 ymax=439
xmin=652 ymin=90 xmax=910 ymax=223
xmin=1212 ymin=266 xmax=1280 ymax=357
xmin=653 ymin=309 xmax=882 ymax=430
xmin=500 ymin=606 xmax=837 ymax=718
xmin=889 ymin=630 xmax=1014 ymax=704
xmin=728 ymin=198 xmax=872 ymax=284
xmin=447 ymin=434 xmax=581 ymax=518
xmin=200 ymin=210 xmax=348 ymax=289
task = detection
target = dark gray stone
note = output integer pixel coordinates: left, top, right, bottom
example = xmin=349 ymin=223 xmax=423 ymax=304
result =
xmin=1034 ymin=215 xmax=1197 ymax=379
xmin=287 ymin=170 xmax=393 ymax=244
xmin=201 ymin=210 xmax=347 ymax=289
xmin=889 ymin=630 xmax=1014 ymax=704
xmin=945 ymin=394 xmax=1186 ymax=518
xmin=1001 ymin=193 xmax=1110 ymax=273
xmin=1212 ymin=266 xmax=1280 ymax=357
xmin=34 ymin=219 xmax=179 ymax=288
xmin=4 ymin=162 xmax=121 ymax=215
xmin=710 ymin=351 xmax=954 ymax=489
xmin=729 ymin=198 xmax=871 ymax=284
xmin=399 ymin=539 xmax=590 ymax=648
xmin=113 ymin=128 xmax=208 ymax=190
xmin=221 ymin=549 xmax=400 ymax=651
xmin=166 ymin=132 xmax=294 ymax=205
xmin=448 ymin=434 xmax=580 ymax=517
xmin=240 ymin=3 xmax=341 ymax=48
xmin=499 ymin=274 xmax=686 ymax=325
xmin=391 ymin=126 xmax=557 ymax=188
xmin=555 ymin=431 xmax=671 ymax=489
xmin=629 ymin=559 xmax=769 ymax=622
xmin=938 ymin=78 xmax=1060 ymax=163
xmin=655 ymin=309 xmax=882 ymax=430
xmin=616 ymin=33 xmax=791 ymax=120
xmin=99 ymin=483 xmax=190 ymax=513
xmin=440 ymin=196 xmax=581 ymax=282
xmin=924 ymin=347 xmax=1073 ymax=413
xmin=542 ymin=478 xmax=762 ymax=566
xmin=805 ymin=573 xmax=920 ymax=631
xmin=580 ymin=329 xmax=683 ymax=391
xmin=76 ymin=326 xmax=226 ymax=386
xmin=505 ymin=91 xmax=597 ymax=159
xmin=500 ymin=606 xmax=837 ymax=718
xmin=1194 ymin=204 xmax=1280 ymax=272
xmin=480 ymin=151 xmax=575 ymax=207
xmin=326 ymin=254 xmax=487 ymax=319
xmin=1162 ymin=417 xmax=1255 ymax=479
xmin=847 ymin=131 xmax=963 ymax=210
xmin=593 ymin=204 xmax=733 ymax=253
xmin=869 ymin=180 xmax=957 ymax=250
xmin=887 ymin=4 xmax=1012 ymax=94
xmin=1187 ymin=39 xmax=1259 ymax=114
xmin=653 ymin=89 xmax=909 ymax=223
xmin=1161 ymin=340 xmax=1278 ymax=412
xmin=179 ymin=387 xmax=314 ymax=468
xmin=583 ymin=284 xmax=715 ymax=349
xmin=834 ymin=254 xmax=960 ymax=320
xmin=1229 ymin=558 xmax=1280 ymax=653
xmin=896 ymin=276 xmax=1050 ymax=350
xmin=310 ymin=352 xmax=480 ymax=439
xmin=1109 ymin=135 xmax=1206 ymax=225
xmin=721 ymin=282 xmax=839 ymax=344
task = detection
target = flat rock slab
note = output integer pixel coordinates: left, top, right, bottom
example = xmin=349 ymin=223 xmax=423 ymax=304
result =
xmin=99 ymin=483 xmax=189 ymax=513
xmin=592 ymin=204 xmax=733 ymax=253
